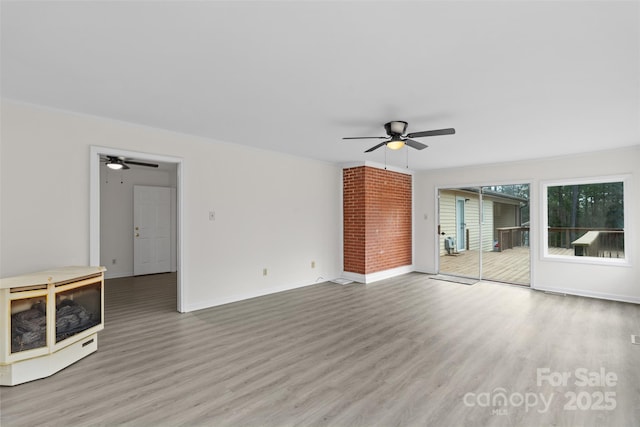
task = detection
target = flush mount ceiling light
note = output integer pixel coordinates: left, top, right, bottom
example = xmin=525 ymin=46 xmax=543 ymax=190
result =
xmin=343 ymin=120 xmax=456 ymax=153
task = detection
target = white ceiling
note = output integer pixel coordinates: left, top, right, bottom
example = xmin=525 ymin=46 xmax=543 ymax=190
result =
xmin=2 ymin=1 xmax=639 ymax=170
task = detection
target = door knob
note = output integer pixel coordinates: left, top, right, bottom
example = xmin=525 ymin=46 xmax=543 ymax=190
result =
xmin=135 ymin=226 xmax=139 ymax=231
xmin=135 ymin=233 xmax=140 ymax=237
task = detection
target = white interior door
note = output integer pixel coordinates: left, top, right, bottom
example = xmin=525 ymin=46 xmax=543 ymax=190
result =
xmin=134 ymin=185 xmax=171 ymax=276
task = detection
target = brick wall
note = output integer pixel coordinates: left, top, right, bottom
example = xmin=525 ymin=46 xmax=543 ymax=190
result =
xmin=343 ymin=166 xmax=412 ymax=274
xmin=343 ymin=167 xmax=366 ymax=273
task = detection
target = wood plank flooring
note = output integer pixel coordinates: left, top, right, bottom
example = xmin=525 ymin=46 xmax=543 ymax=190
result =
xmin=1 ymin=272 xmax=639 ymax=426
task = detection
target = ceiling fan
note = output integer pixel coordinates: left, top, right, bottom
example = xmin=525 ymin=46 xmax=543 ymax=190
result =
xmin=102 ymin=155 xmax=159 ymax=170
xmin=343 ymin=121 xmax=455 ymax=153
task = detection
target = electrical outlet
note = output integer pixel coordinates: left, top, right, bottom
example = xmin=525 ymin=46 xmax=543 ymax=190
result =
xmin=263 ymin=268 xmax=268 ymax=276
xmin=311 ymin=261 xmax=316 ymax=269
xmin=209 ymin=211 xmax=215 ymax=221
xmin=111 ymin=259 xmax=116 ymax=265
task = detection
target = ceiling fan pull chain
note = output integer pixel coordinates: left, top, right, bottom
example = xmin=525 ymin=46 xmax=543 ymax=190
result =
xmin=406 ymin=146 xmax=409 ymax=169
xmin=384 ymin=146 xmax=387 ymax=170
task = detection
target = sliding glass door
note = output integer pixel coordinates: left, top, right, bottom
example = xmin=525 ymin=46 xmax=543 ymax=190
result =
xmin=479 ymin=185 xmax=530 ymax=285
xmin=438 ymin=184 xmax=530 ymax=285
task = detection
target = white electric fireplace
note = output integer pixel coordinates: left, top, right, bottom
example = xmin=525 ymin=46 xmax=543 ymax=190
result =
xmin=0 ymin=266 xmax=105 ymax=386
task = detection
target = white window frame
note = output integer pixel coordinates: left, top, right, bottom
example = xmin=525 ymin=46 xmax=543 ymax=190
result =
xmin=541 ymin=174 xmax=631 ymax=266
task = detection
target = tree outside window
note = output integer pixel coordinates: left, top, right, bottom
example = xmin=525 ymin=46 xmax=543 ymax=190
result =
xmin=545 ymin=179 xmax=625 ymax=260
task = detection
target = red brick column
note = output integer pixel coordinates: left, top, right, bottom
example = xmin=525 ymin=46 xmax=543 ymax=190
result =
xmin=343 ymin=166 xmax=412 ymax=275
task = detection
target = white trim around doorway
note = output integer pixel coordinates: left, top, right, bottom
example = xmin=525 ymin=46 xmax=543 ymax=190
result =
xmin=89 ymin=146 xmax=186 ymax=312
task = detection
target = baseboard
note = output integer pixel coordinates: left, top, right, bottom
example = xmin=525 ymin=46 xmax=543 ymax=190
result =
xmin=184 ymin=278 xmax=335 ymax=312
xmin=533 ymin=284 xmax=640 ymax=304
xmin=341 ymin=265 xmax=414 ymax=284
xmin=181 ymin=274 xmax=640 ymax=311
xmin=104 ymin=271 xmax=133 ymax=279
xmin=105 ymin=270 xmax=176 ymax=280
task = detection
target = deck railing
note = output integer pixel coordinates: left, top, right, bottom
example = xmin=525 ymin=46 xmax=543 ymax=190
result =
xmin=496 ymin=226 xmax=529 ymax=251
xmin=547 ymin=227 xmax=624 ymax=258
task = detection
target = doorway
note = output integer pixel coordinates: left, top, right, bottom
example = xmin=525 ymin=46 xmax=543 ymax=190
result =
xmin=438 ymin=184 xmax=530 ymax=285
xmin=89 ymin=146 xmax=185 ymax=312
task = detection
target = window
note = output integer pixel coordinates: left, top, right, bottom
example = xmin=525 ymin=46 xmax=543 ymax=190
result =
xmin=542 ymin=176 xmax=628 ymax=264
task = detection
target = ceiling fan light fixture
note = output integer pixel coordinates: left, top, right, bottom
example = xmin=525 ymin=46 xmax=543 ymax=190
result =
xmin=106 ymin=158 xmax=124 ymax=170
xmin=386 ymin=138 xmax=405 ymax=150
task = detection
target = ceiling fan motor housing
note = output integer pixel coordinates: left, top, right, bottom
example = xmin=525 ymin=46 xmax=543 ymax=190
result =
xmin=385 ymin=121 xmax=408 ymax=136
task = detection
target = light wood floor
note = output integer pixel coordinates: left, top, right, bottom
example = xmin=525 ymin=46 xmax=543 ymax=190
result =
xmin=2 ymin=273 xmax=639 ymax=426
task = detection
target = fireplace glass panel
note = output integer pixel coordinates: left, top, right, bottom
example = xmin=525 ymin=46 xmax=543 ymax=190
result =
xmin=11 ymin=295 xmax=48 ymax=353
xmin=55 ymin=281 xmax=102 ymax=343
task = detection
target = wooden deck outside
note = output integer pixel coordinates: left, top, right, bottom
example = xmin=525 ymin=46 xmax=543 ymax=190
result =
xmin=440 ymin=246 xmax=575 ymax=285
xmin=440 ymin=247 xmax=531 ymax=285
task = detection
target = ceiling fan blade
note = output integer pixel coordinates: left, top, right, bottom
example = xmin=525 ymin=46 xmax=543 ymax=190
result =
xmin=124 ymin=160 xmax=159 ymax=168
xmin=404 ymin=139 xmax=428 ymax=150
xmin=406 ymin=128 xmax=456 ymax=138
xmin=364 ymin=141 xmax=388 ymax=153
xmin=343 ymin=136 xmax=387 ymax=140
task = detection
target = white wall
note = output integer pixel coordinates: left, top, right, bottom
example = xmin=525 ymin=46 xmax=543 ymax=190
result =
xmin=100 ymin=165 xmax=176 ymax=278
xmin=4 ymin=100 xmax=637 ymax=306
xmin=415 ymin=146 xmax=640 ymax=303
xmin=1 ymin=101 xmax=342 ymax=311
